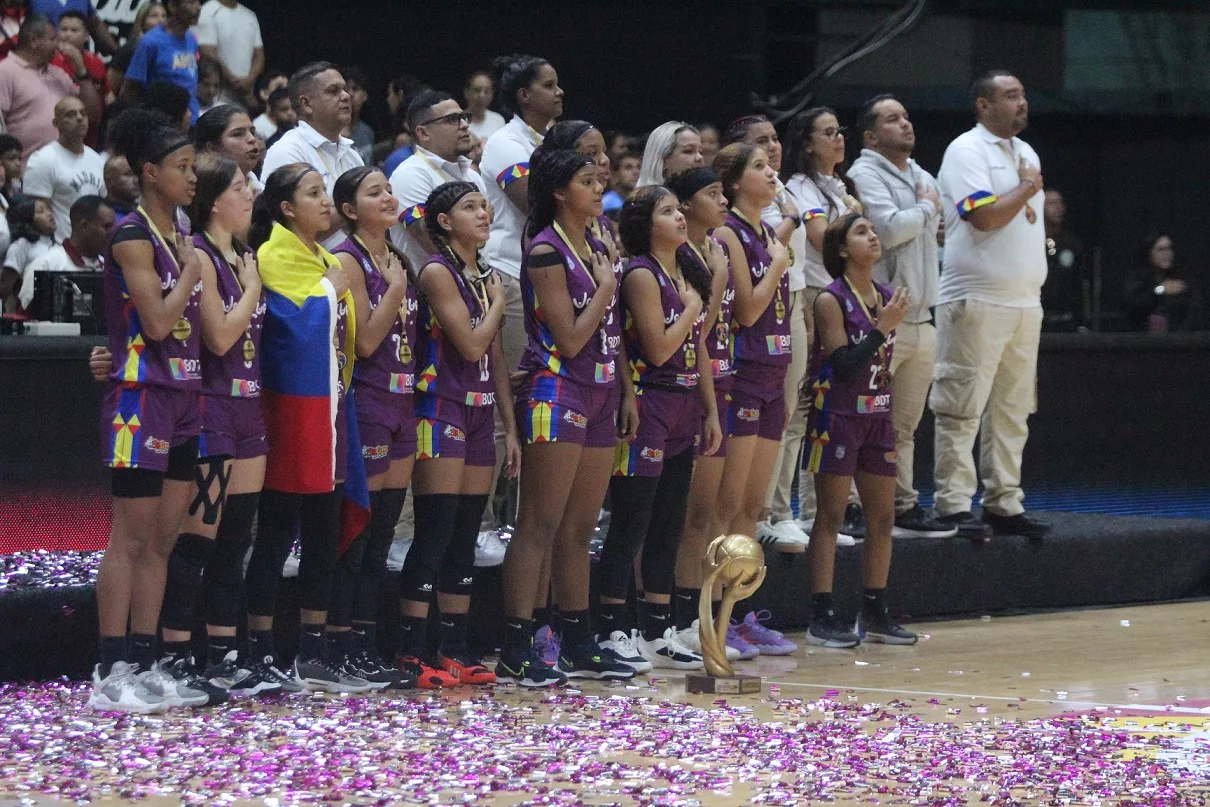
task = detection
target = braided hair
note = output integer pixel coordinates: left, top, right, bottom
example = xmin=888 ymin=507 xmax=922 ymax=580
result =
xmin=423 ymin=180 xmax=492 ymax=281
xmin=526 ymin=148 xmax=594 ymax=240
xmin=619 ymin=185 xmax=712 ymax=306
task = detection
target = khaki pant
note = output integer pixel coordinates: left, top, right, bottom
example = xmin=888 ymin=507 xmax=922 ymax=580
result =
xmin=887 ymin=321 xmax=936 ymax=514
xmin=484 ymin=272 xmax=527 ymax=530
xmin=766 ymin=288 xmax=817 ymax=521
xmin=930 ymin=300 xmax=1042 ymax=518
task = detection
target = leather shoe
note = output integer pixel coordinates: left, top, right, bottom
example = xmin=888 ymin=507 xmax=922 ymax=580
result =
xmin=981 ymin=511 xmax=1050 ymax=540
xmin=936 ymin=510 xmax=993 ymax=542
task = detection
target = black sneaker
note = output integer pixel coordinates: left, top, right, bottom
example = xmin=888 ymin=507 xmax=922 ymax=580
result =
xmin=163 ymin=657 xmax=229 ymax=706
xmin=293 ymin=655 xmax=372 ymax=694
xmin=494 ymin=646 xmax=568 ymax=688
xmin=856 ymin=611 xmax=919 ymax=645
xmin=557 ymin=641 xmax=637 ymax=680
xmin=982 ymin=511 xmax=1050 ymax=541
xmin=893 ymin=505 xmax=959 ymax=538
xmin=234 ymin=655 xmax=300 ymax=695
xmin=806 ymin=612 xmax=861 ymax=648
xmin=338 ymin=650 xmax=402 ymax=690
xmin=204 ymin=651 xmax=252 ymax=690
xmin=936 ymin=510 xmax=993 ymax=542
xmin=841 ymin=504 xmax=866 ymax=539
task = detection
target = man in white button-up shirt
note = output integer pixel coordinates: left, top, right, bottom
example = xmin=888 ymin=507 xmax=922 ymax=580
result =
xmin=388 ymin=90 xmax=486 ymax=273
xmin=260 ymin=61 xmax=362 ymax=251
xmin=932 ymin=70 xmax=1049 ymax=541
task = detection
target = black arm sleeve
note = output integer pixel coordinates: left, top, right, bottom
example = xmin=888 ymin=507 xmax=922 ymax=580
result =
xmin=823 ymin=329 xmax=886 ymax=381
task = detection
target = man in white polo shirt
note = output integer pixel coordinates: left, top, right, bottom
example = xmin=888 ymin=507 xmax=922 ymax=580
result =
xmin=260 ymin=61 xmax=362 ymax=251
xmin=933 ymin=69 xmax=1049 ymax=541
xmin=388 ymin=90 xmax=485 ymax=272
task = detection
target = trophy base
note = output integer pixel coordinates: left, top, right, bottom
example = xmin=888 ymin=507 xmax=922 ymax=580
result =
xmin=685 ymin=673 xmax=763 ymax=695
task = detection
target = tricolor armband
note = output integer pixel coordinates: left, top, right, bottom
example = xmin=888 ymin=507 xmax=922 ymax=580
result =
xmin=957 ymin=191 xmax=997 ymax=218
xmin=497 ymin=162 xmax=530 ymax=189
xmin=803 ymin=208 xmax=827 ymax=222
xmin=400 ymin=204 xmax=425 ymax=224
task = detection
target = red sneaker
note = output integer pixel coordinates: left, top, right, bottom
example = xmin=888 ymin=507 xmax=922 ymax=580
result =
xmin=438 ymin=651 xmax=497 ymax=685
xmin=396 ymin=654 xmax=459 ymax=689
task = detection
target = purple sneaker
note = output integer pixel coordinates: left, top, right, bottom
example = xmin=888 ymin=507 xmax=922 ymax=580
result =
xmin=737 ymin=610 xmax=798 ymax=655
xmin=533 ymin=625 xmax=560 ymax=666
xmin=725 ymin=623 xmax=760 ymax=660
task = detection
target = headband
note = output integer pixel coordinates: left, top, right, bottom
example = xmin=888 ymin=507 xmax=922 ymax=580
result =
xmin=667 ymin=167 xmax=720 ymax=202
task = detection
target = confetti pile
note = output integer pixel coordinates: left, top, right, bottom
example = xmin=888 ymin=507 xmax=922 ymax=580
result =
xmin=0 ymin=682 xmax=1205 ymax=805
xmin=0 ymin=551 xmax=103 ymax=591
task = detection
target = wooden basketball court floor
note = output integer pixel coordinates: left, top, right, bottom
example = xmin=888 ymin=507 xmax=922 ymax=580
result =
xmin=2 ymin=601 xmax=1207 ymax=805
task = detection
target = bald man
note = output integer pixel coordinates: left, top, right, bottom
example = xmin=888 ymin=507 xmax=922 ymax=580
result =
xmin=23 ymin=95 xmax=106 ymax=240
xmin=103 ymin=154 xmax=139 ymax=217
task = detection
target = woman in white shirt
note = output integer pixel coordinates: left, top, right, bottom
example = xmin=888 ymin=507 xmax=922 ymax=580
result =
xmin=464 ymin=69 xmax=506 ymax=141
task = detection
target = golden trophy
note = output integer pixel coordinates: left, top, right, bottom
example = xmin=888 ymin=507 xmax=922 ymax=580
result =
xmin=686 ymin=533 xmax=767 ymax=695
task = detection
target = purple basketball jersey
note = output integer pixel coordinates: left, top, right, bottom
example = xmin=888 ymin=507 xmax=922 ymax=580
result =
xmin=416 ymin=253 xmax=496 ymax=407
xmin=105 ymin=210 xmax=202 ymax=389
xmin=808 ymin=277 xmax=896 ymax=418
xmin=623 ymin=254 xmax=705 ymax=390
xmin=193 ymin=233 xmax=265 ymax=398
xmin=333 ymin=237 xmax=418 ymax=396
xmin=726 ymin=211 xmax=791 ymax=368
xmin=519 ymin=224 xmax=622 ymax=387
xmin=678 ymin=238 xmax=734 ymax=385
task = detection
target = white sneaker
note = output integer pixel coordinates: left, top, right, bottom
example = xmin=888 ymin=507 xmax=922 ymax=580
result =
xmin=636 ymin=627 xmax=704 ymax=670
xmin=386 ymin=536 xmax=412 ymax=571
xmin=599 ymin=629 xmax=653 ymax=673
xmin=678 ymin=620 xmax=740 ymax=661
xmin=88 ymin=662 xmax=167 ymax=713
xmin=793 ymin=517 xmax=855 ymax=547
xmin=136 ymin=662 xmax=209 ymax=707
xmin=756 ymin=520 xmax=809 ymax=553
xmin=474 ymin=529 xmax=507 ymax=567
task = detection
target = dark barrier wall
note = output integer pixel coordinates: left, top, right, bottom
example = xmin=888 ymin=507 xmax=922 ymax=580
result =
xmin=3 ymin=333 xmax=1209 ymax=552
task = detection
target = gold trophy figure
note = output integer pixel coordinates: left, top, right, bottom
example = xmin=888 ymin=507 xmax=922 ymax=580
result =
xmin=686 ymin=534 xmax=767 ymax=694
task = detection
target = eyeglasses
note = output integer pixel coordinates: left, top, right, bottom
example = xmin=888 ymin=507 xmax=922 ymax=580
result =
xmin=815 ymin=126 xmax=848 ymax=140
xmin=420 ymin=111 xmax=472 ymax=127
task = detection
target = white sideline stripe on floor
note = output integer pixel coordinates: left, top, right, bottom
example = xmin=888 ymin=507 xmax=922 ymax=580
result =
xmin=757 ymin=680 xmax=1210 ymax=714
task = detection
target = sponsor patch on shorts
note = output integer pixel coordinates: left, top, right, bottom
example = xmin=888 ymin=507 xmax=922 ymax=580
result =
xmin=884 ymin=451 xmax=898 ymax=463
xmin=835 ymin=446 xmax=846 ymax=459
xmin=144 ymin=436 xmax=170 ymax=454
xmin=639 ymin=447 xmax=664 ymax=463
xmin=737 ymin=406 xmax=760 ymax=421
xmin=444 ymin=425 xmax=466 ymax=442
xmin=363 ymin=444 xmax=389 ymax=460
xmin=563 ymin=410 xmax=588 ymax=429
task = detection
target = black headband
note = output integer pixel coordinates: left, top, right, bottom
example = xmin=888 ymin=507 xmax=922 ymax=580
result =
xmin=148 ymin=132 xmax=193 ymax=164
xmin=667 ymin=167 xmax=720 ymax=202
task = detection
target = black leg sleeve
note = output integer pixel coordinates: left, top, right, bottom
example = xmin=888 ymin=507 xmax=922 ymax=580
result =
xmin=245 ymin=488 xmax=301 ymax=617
xmin=639 ymin=447 xmax=695 ymax=598
xmin=297 ymin=487 xmax=342 ymax=612
xmin=398 ymin=493 xmax=460 ymax=603
xmin=438 ymin=493 xmax=488 ymax=596
xmin=595 ymin=475 xmax=661 ymax=601
xmin=202 ymin=491 xmax=258 ymax=629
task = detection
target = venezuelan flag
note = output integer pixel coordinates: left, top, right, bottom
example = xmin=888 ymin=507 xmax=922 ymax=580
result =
xmin=957 ymin=190 xmax=997 ymax=218
xmin=257 ymin=222 xmax=359 ymax=494
xmin=400 ymin=204 xmax=425 ymax=225
xmin=803 ymin=208 xmax=827 ymax=222
xmin=496 ymin=162 xmax=529 ymax=189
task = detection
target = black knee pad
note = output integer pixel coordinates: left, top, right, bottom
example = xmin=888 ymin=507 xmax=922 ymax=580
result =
xmin=297 ymin=488 xmax=342 ymax=612
xmin=160 ymin=532 xmax=216 ymax=632
xmin=398 ymin=493 xmax=459 ymax=603
xmin=203 ymin=491 xmax=258 ymax=628
xmin=439 ymin=494 xmax=488 ymax=596
xmin=351 ymin=488 xmax=407 ymax=622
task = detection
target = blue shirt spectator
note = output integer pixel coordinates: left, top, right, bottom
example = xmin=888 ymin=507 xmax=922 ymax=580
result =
xmin=382 ymin=143 xmax=415 ymax=180
xmin=125 ymin=26 xmax=200 ymax=124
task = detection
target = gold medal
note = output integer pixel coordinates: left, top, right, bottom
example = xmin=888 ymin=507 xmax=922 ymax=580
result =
xmin=788 ymin=246 xmax=795 ymax=266
xmin=399 ymin=342 xmax=412 ymax=364
xmin=716 ymin=321 xmax=729 ymax=348
xmin=684 ymin=345 xmax=696 ymax=369
xmin=775 ymin=293 xmax=786 ymax=322
xmin=876 ymin=367 xmax=892 ymax=388
xmin=172 ymin=317 xmax=192 ymax=342
xmin=242 ymin=337 xmax=255 ymax=362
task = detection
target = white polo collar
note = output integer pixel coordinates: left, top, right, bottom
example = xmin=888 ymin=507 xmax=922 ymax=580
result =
xmin=296 ymin=120 xmax=353 ymax=151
